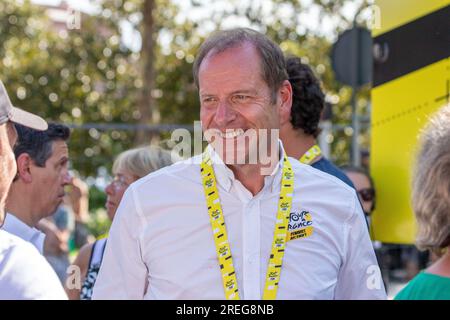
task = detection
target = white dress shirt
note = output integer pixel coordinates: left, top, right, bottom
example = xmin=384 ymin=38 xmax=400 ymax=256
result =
xmin=93 ymin=144 xmax=386 ymax=300
xmin=1 ymin=213 xmax=45 ymax=254
xmin=0 ymin=230 xmax=67 ymax=300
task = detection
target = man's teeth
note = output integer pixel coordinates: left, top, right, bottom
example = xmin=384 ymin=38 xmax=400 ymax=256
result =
xmin=219 ymin=130 xmax=244 ymax=139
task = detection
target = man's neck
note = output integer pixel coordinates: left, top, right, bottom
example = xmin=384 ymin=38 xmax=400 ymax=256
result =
xmin=228 ymin=163 xmax=265 ymax=196
xmin=282 ymin=128 xmax=317 ymax=161
xmin=5 ymin=185 xmax=37 ymax=227
xmin=227 ymin=148 xmax=280 ymax=196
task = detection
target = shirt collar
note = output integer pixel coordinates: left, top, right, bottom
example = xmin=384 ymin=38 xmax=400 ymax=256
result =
xmin=206 ymin=144 xmax=234 ymax=192
xmin=206 ymin=140 xmax=286 ymax=193
xmin=3 ymin=213 xmax=45 ymax=254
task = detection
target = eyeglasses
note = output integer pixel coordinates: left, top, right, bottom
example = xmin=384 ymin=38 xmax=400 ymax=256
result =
xmin=357 ymin=188 xmax=375 ymax=202
xmin=110 ymin=176 xmax=130 ymax=190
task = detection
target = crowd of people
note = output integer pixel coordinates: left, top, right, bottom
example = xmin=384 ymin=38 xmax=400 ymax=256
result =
xmin=0 ymin=28 xmax=448 ymax=300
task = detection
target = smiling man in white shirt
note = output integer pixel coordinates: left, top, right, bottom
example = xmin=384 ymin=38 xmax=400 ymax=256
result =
xmin=92 ymin=28 xmax=386 ymax=300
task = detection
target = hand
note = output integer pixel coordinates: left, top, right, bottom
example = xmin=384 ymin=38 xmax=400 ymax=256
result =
xmin=39 ymin=219 xmax=69 ymax=255
xmin=68 ymin=177 xmax=89 ymax=221
xmin=70 ymin=177 xmax=89 ymax=199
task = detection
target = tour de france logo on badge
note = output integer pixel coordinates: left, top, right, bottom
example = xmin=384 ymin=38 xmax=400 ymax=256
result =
xmin=287 ymin=210 xmax=314 ymax=241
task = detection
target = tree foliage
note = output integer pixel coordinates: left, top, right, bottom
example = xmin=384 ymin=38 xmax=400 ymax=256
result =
xmin=0 ymin=0 xmax=372 ymax=179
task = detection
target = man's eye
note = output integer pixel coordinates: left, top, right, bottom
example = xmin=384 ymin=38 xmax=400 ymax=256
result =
xmin=233 ymin=95 xmax=249 ymax=102
xmin=202 ymin=97 xmax=217 ymax=104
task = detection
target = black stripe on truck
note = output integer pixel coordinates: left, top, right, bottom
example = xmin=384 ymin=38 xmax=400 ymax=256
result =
xmin=373 ymin=5 xmax=450 ymax=87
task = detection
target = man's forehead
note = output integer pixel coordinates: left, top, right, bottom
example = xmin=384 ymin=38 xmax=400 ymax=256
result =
xmin=50 ymin=140 xmax=69 ymax=155
xmin=200 ymin=43 xmax=261 ymax=73
xmin=198 ymin=46 xmax=264 ymax=93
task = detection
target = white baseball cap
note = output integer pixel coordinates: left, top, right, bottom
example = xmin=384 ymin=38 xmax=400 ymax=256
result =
xmin=0 ymin=80 xmax=48 ymax=131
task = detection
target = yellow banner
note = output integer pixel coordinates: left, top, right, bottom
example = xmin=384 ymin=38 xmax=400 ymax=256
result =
xmin=373 ymin=0 xmax=449 ymax=36
xmin=371 ymin=60 xmax=449 ymax=243
xmin=371 ymin=0 xmax=450 ymax=243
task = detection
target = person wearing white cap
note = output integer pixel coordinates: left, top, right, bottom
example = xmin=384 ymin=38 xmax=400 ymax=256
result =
xmin=0 ymin=80 xmax=67 ymax=299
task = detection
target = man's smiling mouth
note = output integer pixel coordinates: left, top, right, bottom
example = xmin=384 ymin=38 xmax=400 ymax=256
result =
xmin=210 ymin=129 xmax=245 ymax=139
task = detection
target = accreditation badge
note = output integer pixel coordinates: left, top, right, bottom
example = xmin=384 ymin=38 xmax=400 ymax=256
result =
xmin=287 ymin=210 xmax=314 ymax=241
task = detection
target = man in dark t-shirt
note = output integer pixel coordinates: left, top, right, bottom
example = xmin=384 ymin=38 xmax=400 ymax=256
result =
xmin=280 ymin=55 xmax=354 ymax=188
xmin=312 ymin=157 xmax=354 ymax=187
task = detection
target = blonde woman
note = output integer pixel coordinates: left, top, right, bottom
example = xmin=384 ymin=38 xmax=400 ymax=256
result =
xmin=66 ymin=146 xmax=175 ymax=300
xmin=395 ymin=104 xmax=450 ymax=300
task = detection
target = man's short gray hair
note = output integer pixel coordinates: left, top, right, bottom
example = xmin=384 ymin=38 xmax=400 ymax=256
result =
xmin=193 ymin=28 xmax=288 ymax=104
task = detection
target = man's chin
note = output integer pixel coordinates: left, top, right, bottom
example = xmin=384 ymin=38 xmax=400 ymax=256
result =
xmin=49 ymin=198 xmax=64 ymax=215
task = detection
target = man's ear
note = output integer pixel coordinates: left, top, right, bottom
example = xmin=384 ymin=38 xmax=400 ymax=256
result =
xmin=16 ymin=153 xmax=33 ymax=183
xmin=278 ymin=79 xmax=293 ymax=126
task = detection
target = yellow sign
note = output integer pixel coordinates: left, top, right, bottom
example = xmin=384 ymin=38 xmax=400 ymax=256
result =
xmin=372 ymin=0 xmax=448 ymax=37
xmin=371 ymin=0 xmax=450 ymax=243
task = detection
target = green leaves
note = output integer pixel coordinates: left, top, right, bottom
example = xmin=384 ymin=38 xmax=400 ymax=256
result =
xmin=1 ymin=0 xmax=371 ymax=178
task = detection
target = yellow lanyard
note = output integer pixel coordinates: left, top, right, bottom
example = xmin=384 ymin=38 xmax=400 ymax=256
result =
xmin=200 ymin=151 xmax=294 ymax=300
xmin=299 ymin=144 xmax=322 ymax=165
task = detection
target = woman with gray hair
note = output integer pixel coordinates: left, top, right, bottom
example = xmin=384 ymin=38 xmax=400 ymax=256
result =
xmin=395 ymin=104 xmax=450 ymax=299
xmin=65 ymin=145 xmax=175 ymax=300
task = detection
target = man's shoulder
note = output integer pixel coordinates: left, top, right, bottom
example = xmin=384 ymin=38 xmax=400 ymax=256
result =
xmin=2 ymin=213 xmax=45 ymax=253
xmin=0 ymin=230 xmax=47 ymax=276
xmin=312 ymin=158 xmax=355 ymax=189
xmin=0 ymin=230 xmax=67 ymax=300
xmin=289 ymin=157 xmax=360 ymax=223
xmin=289 ymin=157 xmax=354 ymax=194
xmin=0 ymin=229 xmax=42 ymax=263
xmin=0 ymin=229 xmax=26 ymax=252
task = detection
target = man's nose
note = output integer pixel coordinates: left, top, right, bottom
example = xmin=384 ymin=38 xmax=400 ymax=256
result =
xmin=62 ymin=171 xmax=72 ymax=185
xmin=214 ymin=100 xmax=236 ymax=127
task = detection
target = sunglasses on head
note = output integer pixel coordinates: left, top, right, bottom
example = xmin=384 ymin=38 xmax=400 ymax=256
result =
xmin=358 ymin=188 xmax=375 ymax=202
